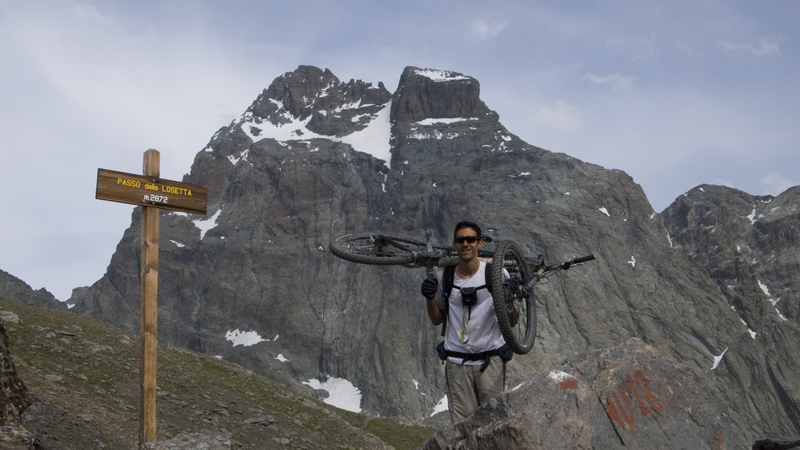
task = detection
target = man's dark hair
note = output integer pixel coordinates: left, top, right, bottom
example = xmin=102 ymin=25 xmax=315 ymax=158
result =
xmin=453 ymin=221 xmax=482 ymax=240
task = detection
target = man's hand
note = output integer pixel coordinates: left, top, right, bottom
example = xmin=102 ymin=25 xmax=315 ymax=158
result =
xmin=421 ymin=278 xmax=438 ymax=299
xmin=423 ymin=278 xmax=444 ymax=325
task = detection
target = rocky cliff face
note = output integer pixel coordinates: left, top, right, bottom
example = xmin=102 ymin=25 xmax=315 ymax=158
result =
xmin=65 ymin=65 xmax=799 ymax=441
xmin=663 ymin=185 xmax=800 ymax=440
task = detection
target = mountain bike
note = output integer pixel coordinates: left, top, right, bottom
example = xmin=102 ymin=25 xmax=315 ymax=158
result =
xmin=329 ymin=231 xmax=594 ymax=354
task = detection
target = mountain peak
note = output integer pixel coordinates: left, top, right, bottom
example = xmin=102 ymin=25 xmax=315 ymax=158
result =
xmin=391 ymin=66 xmax=491 ymax=123
xmin=243 ymin=65 xmax=391 ymax=139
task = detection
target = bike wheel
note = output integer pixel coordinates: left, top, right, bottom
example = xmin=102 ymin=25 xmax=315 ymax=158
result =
xmin=491 ymin=240 xmax=536 ymax=354
xmin=329 ymin=233 xmax=419 ymax=266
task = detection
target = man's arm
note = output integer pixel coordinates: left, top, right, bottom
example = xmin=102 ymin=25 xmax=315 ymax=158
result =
xmin=426 ymin=297 xmax=444 ymax=325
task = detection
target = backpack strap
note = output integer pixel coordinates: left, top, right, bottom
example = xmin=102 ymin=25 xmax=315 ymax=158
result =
xmin=435 ymin=342 xmax=513 ymax=372
xmin=440 ymin=266 xmax=456 ymax=337
xmin=440 ymin=263 xmax=493 ymax=337
xmin=485 ymin=262 xmax=493 ymax=294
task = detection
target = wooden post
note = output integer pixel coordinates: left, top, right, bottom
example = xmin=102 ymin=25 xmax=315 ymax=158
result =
xmin=95 ymin=149 xmax=206 ymax=446
xmin=140 ymin=149 xmax=160 ymax=446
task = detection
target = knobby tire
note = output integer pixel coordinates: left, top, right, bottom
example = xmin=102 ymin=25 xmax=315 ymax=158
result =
xmin=491 ymin=240 xmax=536 ymax=354
xmin=329 ymin=233 xmax=419 ymax=266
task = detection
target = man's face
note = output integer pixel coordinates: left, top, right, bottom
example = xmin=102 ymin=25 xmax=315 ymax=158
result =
xmin=453 ymin=227 xmax=483 ymax=263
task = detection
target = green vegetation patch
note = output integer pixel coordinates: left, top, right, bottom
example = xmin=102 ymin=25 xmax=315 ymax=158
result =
xmin=0 ymin=301 xmax=436 ymax=449
xmin=365 ymin=417 xmax=437 ymax=450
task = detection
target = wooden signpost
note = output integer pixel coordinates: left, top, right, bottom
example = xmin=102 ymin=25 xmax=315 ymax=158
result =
xmin=96 ymin=169 xmax=207 ymax=215
xmin=96 ymin=149 xmax=207 ymax=446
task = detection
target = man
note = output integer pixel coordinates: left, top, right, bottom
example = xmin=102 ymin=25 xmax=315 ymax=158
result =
xmin=421 ymin=221 xmax=511 ymax=422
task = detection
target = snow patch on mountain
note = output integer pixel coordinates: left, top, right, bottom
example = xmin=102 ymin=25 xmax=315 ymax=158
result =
xmin=236 ymin=100 xmax=392 ymax=168
xmin=431 ymin=396 xmax=448 ymax=417
xmin=340 ymin=101 xmax=392 ymax=166
xmin=303 ymin=377 xmax=362 ymax=413
xmin=414 ymin=68 xmax=471 ymax=82
xmin=194 ymin=209 xmax=221 ymax=240
xmin=225 ymin=329 xmax=267 ymax=347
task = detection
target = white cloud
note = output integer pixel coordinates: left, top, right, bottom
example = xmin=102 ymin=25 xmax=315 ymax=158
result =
xmin=712 ymin=179 xmax=738 ymax=190
xmin=470 ymin=19 xmax=508 ymax=40
xmin=762 ymin=172 xmax=794 ymax=196
xmin=71 ymin=3 xmax=113 ymax=25
xmin=533 ymin=100 xmax=582 ymax=131
xmin=583 ymin=72 xmax=633 ymax=90
xmin=719 ymin=37 xmax=782 ymax=57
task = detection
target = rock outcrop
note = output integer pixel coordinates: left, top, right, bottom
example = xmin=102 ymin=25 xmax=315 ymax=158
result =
xmin=421 ymin=339 xmax=746 ymax=449
xmin=0 ymin=318 xmax=47 ymax=450
xmin=0 ymin=320 xmax=32 ymax=426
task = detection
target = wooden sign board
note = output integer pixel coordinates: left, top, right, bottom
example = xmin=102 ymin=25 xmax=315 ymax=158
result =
xmin=96 ymin=168 xmax=207 ymax=215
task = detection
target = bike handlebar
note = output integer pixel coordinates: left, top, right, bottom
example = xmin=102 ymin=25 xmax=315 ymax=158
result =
xmin=571 ymin=254 xmax=595 ymax=264
xmin=523 ymin=254 xmax=594 ymax=290
xmin=546 ymin=254 xmax=595 ymax=271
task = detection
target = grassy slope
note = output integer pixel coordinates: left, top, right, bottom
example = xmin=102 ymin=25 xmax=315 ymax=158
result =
xmin=0 ymin=301 xmax=435 ymax=450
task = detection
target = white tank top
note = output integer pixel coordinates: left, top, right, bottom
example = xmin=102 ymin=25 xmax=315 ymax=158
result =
xmin=435 ymin=261 xmax=507 ymax=365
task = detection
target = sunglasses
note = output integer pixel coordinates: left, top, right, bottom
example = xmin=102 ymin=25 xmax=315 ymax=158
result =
xmin=454 ymin=236 xmax=481 ymax=244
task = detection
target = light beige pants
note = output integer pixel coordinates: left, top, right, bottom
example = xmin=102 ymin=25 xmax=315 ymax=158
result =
xmin=445 ymin=357 xmax=505 ymax=423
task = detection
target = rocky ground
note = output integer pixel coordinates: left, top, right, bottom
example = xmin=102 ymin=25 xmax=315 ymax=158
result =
xmin=0 ymin=301 xmax=435 ymax=449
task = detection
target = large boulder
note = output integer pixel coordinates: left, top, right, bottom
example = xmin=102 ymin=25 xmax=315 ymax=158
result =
xmin=0 ymin=318 xmax=47 ymax=450
xmin=0 ymin=319 xmax=33 ymax=428
xmin=421 ymin=339 xmax=746 ymax=449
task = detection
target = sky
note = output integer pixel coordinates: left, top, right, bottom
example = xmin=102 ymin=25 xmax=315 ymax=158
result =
xmin=1 ymin=1 xmax=798 ymax=301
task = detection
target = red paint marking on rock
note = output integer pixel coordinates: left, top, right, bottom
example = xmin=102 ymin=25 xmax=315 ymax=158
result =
xmin=604 ymin=370 xmax=665 ymax=431
xmin=607 ymin=387 xmax=636 ymax=429
xmin=715 ymin=427 xmax=725 ymax=450
xmin=559 ymin=379 xmax=578 ymax=390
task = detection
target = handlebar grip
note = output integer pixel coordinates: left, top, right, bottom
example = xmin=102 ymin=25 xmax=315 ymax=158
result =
xmin=549 ymin=254 xmax=595 ymax=271
xmin=571 ymin=255 xmax=595 ymax=264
